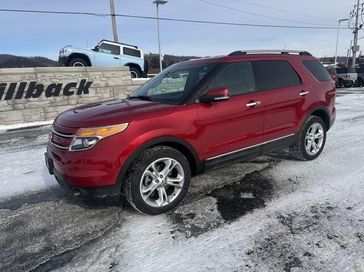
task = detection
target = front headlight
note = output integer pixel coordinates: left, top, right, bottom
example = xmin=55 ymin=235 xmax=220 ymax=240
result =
xmin=69 ymin=123 xmax=129 ymax=151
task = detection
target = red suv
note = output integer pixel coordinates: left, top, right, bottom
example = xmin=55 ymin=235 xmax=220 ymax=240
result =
xmin=45 ymin=50 xmax=336 ymax=214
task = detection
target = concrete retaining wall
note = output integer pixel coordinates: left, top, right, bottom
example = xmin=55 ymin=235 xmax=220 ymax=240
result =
xmin=0 ymin=67 xmax=148 ymax=125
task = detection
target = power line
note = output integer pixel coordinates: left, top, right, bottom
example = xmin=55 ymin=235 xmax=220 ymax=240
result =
xmin=0 ymin=8 xmax=108 ymax=17
xmin=0 ymin=8 xmax=342 ymax=30
xmin=230 ymin=0 xmax=335 ymax=22
xmin=198 ymin=0 xmax=335 ymax=26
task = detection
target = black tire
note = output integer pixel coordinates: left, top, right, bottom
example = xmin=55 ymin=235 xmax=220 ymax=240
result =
xmin=357 ymin=78 xmax=364 ymax=87
xmin=129 ymin=66 xmax=141 ymax=78
xmin=68 ymin=58 xmax=88 ymax=67
xmin=290 ymin=116 xmax=327 ymax=161
xmin=336 ymin=79 xmax=344 ymax=88
xmin=124 ymin=146 xmax=191 ymax=215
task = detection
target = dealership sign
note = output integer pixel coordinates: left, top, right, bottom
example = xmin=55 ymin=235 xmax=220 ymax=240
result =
xmin=0 ymin=79 xmax=93 ymax=100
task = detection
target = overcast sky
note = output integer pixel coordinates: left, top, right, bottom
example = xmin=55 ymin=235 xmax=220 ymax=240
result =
xmin=0 ymin=0 xmax=359 ymax=60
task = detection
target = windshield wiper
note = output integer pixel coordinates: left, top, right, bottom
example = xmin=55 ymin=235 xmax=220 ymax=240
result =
xmin=128 ymin=95 xmax=153 ymax=101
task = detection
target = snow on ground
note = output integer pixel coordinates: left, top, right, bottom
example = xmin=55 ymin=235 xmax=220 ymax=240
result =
xmin=0 ymin=127 xmax=57 ymax=199
xmin=0 ymin=89 xmax=363 ymax=272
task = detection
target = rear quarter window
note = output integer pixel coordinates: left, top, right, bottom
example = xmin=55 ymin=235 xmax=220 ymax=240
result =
xmin=123 ymin=47 xmax=142 ymax=58
xmin=255 ymin=60 xmax=301 ymax=90
xmin=303 ymin=60 xmax=331 ymax=81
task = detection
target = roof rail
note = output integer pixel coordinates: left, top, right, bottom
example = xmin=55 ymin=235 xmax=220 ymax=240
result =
xmin=99 ymin=39 xmax=139 ymax=49
xmin=228 ymin=50 xmax=312 ymax=56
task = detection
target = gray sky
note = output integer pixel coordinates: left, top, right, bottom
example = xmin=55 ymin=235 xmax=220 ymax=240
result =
xmin=0 ymin=0 xmax=359 ymax=60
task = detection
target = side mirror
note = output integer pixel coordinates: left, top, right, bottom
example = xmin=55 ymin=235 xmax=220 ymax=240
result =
xmin=93 ymin=46 xmax=100 ymax=52
xmin=199 ymin=88 xmax=230 ymax=103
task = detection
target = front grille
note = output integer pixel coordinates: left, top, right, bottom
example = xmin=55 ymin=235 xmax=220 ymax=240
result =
xmin=50 ymin=127 xmax=76 ymax=150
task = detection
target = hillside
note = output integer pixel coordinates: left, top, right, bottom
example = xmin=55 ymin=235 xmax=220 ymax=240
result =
xmin=0 ymin=54 xmax=57 ymax=68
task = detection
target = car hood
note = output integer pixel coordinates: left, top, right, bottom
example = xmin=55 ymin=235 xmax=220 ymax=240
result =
xmin=55 ymin=99 xmax=175 ymax=128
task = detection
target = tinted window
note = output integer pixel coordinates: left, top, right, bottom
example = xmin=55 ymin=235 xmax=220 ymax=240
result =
xmin=303 ymin=60 xmax=331 ymax=81
xmin=123 ymin=47 xmax=141 ymax=58
xmin=336 ymin=67 xmax=347 ymax=74
xmin=208 ymin=62 xmax=256 ymax=96
xmin=256 ymin=60 xmax=301 ymax=90
xmin=347 ymin=67 xmax=356 ymax=73
xmin=99 ymin=43 xmax=120 ymax=55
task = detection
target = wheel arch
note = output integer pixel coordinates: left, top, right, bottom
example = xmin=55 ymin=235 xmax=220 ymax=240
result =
xmin=117 ymin=136 xmax=204 ymax=192
xmin=125 ymin=63 xmax=142 ymax=75
xmin=307 ymin=107 xmax=331 ymax=131
xmin=67 ymin=53 xmax=91 ymax=66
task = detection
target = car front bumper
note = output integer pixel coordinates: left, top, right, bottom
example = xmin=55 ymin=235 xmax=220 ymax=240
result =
xmin=58 ymin=56 xmax=68 ymax=66
xmin=45 ymin=151 xmax=121 ymax=200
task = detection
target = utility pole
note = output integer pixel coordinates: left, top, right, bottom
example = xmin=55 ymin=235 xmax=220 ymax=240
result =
xmin=153 ymin=0 xmax=168 ymax=72
xmin=334 ymin=19 xmax=349 ymax=66
xmin=351 ymin=0 xmax=362 ymax=67
xmin=109 ymin=0 xmax=119 ymax=43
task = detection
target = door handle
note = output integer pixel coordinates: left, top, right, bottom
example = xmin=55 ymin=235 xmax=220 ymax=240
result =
xmin=246 ymin=101 xmax=261 ymax=107
xmin=114 ymin=57 xmax=119 ymax=59
xmin=299 ymin=90 xmax=310 ymax=96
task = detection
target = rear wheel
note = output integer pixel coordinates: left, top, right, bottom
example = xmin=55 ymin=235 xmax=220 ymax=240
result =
xmin=68 ymin=58 xmax=88 ymax=67
xmin=129 ymin=66 xmax=141 ymax=78
xmin=290 ymin=116 xmax=327 ymax=161
xmin=124 ymin=146 xmax=191 ymax=215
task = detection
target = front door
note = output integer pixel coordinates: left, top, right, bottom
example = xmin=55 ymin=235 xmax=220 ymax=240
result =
xmin=94 ymin=42 xmax=121 ymax=67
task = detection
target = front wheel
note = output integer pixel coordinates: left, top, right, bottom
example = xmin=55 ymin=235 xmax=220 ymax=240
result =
xmin=68 ymin=58 xmax=88 ymax=67
xmin=124 ymin=146 xmax=191 ymax=215
xmin=290 ymin=116 xmax=327 ymax=161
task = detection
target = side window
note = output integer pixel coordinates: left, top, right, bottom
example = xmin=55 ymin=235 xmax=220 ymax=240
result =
xmin=99 ymin=43 xmax=120 ymax=55
xmin=123 ymin=47 xmax=142 ymax=58
xmin=256 ymin=60 xmax=301 ymax=90
xmin=208 ymin=62 xmax=256 ymax=96
xmin=302 ymin=60 xmax=331 ymax=81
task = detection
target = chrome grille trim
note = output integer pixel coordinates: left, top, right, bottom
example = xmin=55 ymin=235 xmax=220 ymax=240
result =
xmin=52 ymin=128 xmax=75 ymax=138
xmin=50 ymin=141 xmax=69 ymax=150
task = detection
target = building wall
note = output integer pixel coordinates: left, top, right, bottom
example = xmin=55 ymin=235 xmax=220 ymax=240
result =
xmin=0 ymin=67 xmax=148 ymax=125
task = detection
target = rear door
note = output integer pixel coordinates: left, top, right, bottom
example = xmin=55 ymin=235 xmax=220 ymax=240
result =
xmin=197 ymin=61 xmax=265 ymax=161
xmin=254 ymin=60 xmax=304 ymax=150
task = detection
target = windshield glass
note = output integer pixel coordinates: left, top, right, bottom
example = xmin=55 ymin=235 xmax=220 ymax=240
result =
xmin=130 ymin=62 xmax=216 ymax=104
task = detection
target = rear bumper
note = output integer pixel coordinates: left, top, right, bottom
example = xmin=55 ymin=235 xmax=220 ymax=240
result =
xmin=45 ymin=151 xmax=121 ymax=199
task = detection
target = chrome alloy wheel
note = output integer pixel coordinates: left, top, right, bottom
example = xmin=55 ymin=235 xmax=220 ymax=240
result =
xmin=72 ymin=62 xmax=85 ymax=67
xmin=140 ymin=158 xmax=185 ymax=207
xmin=130 ymin=71 xmax=138 ymax=78
xmin=305 ymin=123 xmax=324 ymax=156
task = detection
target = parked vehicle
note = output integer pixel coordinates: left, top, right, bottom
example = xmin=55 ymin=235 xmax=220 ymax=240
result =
xmin=355 ymin=67 xmax=364 ymax=87
xmin=326 ymin=66 xmax=338 ymax=83
xmin=58 ymin=40 xmax=148 ymax=78
xmin=336 ymin=67 xmax=357 ymax=88
xmin=45 ymin=50 xmax=336 ymax=214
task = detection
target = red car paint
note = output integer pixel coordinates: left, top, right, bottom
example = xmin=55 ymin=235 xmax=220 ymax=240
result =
xmin=46 ymin=52 xmax=336 ymax=197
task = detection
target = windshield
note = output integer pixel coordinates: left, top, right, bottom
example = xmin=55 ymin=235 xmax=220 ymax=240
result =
xmin=130 ymin=62 xmax=216 ymax=104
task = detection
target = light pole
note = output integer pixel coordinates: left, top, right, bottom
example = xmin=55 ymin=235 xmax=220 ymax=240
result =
xmin=334 ymin=18 xmax=349 ymax=66
xmin=109 ymin=0 xmax=119 ymax=42
xmin=153 ymin=0 xmax=168 ymax=72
